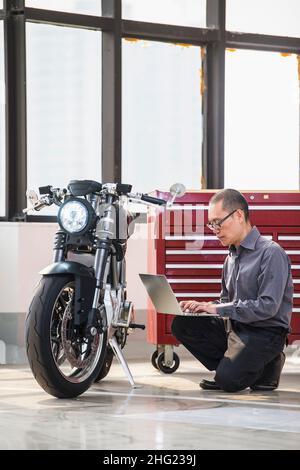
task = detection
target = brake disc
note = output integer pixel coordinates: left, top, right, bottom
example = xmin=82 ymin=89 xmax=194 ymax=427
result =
xmin=60 ymin=300 xmax=99 ymax=369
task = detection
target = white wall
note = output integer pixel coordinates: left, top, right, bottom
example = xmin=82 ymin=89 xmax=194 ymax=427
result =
xmin=0 ymin=222 xmax=155 ymax=363
xmin=0 ymin=222 xmax=149 ymax=313
xmin=0 ymin=222 xmax=58 ymax=312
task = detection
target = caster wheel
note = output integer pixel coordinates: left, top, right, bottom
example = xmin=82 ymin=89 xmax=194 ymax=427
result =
xmin=157 ymin=352 xmax=180 ymax=374
xmin=151 ymin=350 xmax=159 ymax=370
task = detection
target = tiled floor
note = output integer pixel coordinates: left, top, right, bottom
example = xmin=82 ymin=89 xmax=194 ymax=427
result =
xmin=0 ymin=353 xmax=300 ymax=450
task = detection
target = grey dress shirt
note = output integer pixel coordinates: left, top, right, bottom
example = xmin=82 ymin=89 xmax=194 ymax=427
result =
xmin=216 ymin=226 xmax=293 ymax=330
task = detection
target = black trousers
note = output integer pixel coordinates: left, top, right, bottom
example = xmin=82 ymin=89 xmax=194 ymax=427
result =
xmin=171 ymin=315 xmax=287 ymax=392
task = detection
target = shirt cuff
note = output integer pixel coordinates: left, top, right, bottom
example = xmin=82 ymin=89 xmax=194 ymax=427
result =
xmin=215 ymin=302 xmax=235 ymax=317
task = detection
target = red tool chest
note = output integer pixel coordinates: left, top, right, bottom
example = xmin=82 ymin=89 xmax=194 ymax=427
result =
xmin=147 ymin=190 xmax=300 ymax=373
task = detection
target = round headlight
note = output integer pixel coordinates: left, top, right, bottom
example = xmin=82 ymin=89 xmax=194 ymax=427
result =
xmin=58 ymin=198 xmax=95 ymax=235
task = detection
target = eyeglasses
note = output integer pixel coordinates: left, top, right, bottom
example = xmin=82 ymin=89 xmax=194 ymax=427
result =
xmin=206 ymin=209 xmax=237 ymax=231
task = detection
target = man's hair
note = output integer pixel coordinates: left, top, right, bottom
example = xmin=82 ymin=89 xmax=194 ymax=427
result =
xmin=209 ymin=188 xmax=249 ymax=222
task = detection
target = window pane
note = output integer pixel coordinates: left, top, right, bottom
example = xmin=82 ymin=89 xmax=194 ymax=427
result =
xmin=227 ymin=0 xmax=300 ymax=37
xmin=26 ymin=0 xmax=101 ymax=15
xmin=26 ymin=24 xmax=101 ymax=215
xmin=0 ymin=21 xmax=5 ymax=217
xmin=123 ymin=40 xmax=203 ymax=195
xmin=0 ymin=1 xmax=3 ymax=10
xmin=225 ymin=49 xmax=299 ymax=190
xmin=123 ymin=0 xmax=206 ymax=28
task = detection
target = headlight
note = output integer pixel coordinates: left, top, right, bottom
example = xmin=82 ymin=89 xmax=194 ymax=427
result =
xmin=58 ymin=198 xmax=96 ymax=235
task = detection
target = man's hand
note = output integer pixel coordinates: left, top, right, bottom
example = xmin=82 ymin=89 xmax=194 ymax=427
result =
xmin=179 ymin=300 xmax=217 ymax=315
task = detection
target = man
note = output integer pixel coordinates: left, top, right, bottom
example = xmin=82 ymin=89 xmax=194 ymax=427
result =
xmin=171 ymin=189 xmax=293 ymax=392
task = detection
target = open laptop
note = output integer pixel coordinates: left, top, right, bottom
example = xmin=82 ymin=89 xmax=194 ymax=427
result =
xmin=139 ymin=273 xmax=219 ymax=317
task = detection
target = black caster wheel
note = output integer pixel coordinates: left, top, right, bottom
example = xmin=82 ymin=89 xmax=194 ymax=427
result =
xmin=151 ymin=350 xmax=159 ymax=370
xmin=157 ymin=352 xmax=180 ymax=374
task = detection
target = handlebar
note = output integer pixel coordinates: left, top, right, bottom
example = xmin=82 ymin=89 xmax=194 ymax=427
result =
xmin=23 ymin=197 xmax=51 ymax=214
xmin=23 ymin=184 xmax=171 ymax=214
xmin=140 ymin=194 xmax=167 ymax=206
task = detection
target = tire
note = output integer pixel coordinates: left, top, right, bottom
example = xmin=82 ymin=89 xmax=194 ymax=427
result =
xmin=94 ymin=345 xmax=114 ymax=382
xmin=25 ymin=275 xmax=107 ymax=398
xmin=151 ymin=350 xmax=159 ymax=370
xmin=157 ymin=352 xmax=180 ymax=374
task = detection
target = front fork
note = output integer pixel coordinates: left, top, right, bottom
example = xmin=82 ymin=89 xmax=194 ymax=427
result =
xmin=87 ymin=196 xmax=116 ymax=335
xmin=93 ymin=244 xmax=137 ymax=387
xmin=93 ymin=201 xmax=139 ymax=387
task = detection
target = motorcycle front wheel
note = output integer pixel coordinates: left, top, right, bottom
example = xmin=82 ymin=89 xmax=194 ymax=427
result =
xmin=25 ymin=275 xmax=107 ymax=398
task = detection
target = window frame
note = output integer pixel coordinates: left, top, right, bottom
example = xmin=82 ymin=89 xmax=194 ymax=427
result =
xmin=0 ymin=0 xmax=299 ymax=221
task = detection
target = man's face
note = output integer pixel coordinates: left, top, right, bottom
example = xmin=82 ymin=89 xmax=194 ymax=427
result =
xmin=207 ymin=200 xmax=243 ymax=246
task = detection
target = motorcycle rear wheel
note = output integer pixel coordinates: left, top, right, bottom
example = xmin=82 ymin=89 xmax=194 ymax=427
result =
xmin=94 ymin=345 xmax=114 ymax=382
xmin=25 ymin=275 xmax=107 ymax=398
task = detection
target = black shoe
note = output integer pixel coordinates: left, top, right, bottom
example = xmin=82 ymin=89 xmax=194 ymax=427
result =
xmin=250 ymin=383 xmax=278 ymax=391
xmin=250 ymin=352 xmax=285 ymax=392
xmin=199 ymin=379 xmax=221 ymax=390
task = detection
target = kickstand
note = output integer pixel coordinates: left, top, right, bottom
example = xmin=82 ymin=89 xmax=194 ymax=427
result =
xmin=108 ymin=336 xmax=140 ymax=388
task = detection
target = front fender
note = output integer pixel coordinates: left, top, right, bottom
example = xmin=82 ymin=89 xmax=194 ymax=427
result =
xmin=40 ymin=261 xmax=94 ymax=279
xmin=40 ymin=261 xmax=97 ymax=326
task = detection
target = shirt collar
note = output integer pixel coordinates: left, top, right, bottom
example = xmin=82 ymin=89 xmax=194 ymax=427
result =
xmin=240 ymin=226 xmax=261 ymax=251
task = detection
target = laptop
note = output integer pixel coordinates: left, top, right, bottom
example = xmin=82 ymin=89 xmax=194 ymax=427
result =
xmin=139 ymin=273 xmax=219 ymax=317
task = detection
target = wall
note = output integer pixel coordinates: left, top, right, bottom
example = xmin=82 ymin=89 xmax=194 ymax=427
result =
xmin=0 ymin=222 xmax=156 ymax=363
xmin=0 ymin=223 xmax=57 ymax=362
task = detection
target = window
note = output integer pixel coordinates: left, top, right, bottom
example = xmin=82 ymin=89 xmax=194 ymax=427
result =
xmin=26 ymin=0 xmax=101 ymax=16
xmin=123 ymin=0 xmax=206 ymax=28
xmin=225 ymin=49 xmax=299 ymax=190
xmin=26 ymin=23 xmax=101 ymax=214
xmin=227 ymin=0 xmax=300 ymax=38
xmin=122 ymin=39 xmax=203 ymax=195
xmin=0 ymin=21 xmax=5 ymax=217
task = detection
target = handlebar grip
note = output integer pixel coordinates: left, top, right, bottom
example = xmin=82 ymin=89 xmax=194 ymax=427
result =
xmin=33 ymin=201 xmax=47 ymax=211
xmin=22 ymin=200 xmax=47 ymax=214
xmin=129 ymin=323 xmax=146 ymax=330
xmin=140 ymin=194 xmax=166 ymax=205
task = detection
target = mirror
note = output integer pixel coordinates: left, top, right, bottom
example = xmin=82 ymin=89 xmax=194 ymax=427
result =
xmin=26 ymin=189 xmax=38 ymax=205
xmin=169 ymin=183 xmax=186 ymax=199
xmin=167 ymin=183 xmax=186 ymax=207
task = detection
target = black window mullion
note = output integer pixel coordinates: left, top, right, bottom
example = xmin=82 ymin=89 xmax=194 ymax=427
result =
xmin=203 ymin=0 xmax=226 ymax=190
xmin=24 ymin=7 xmax=114 ymax=31
xmin=122 ymin=19 xmax=219 ymax=45
xmin=4 ymin=0 xmax=27 ymax=220
xmin=102 ymin=0 xmax=121 ymax=183
xmin=226 ymin=31 xmax=300 ymax=54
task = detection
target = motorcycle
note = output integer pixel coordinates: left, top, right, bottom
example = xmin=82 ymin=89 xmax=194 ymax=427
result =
xmin=24 ymin=180 xmax=185 ymax=398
